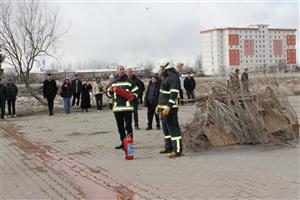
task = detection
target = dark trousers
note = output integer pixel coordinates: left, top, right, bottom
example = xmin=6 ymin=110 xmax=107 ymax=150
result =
xmin=186 ymin=90 xmax=195 ymax=99
xmin=0 ymin=99 xmax=5 ymax=119
xmin=46 ymin=97 xmax=55 ymax=115
xmin=147 ymin=104 xmax=160 ymax=128
xmin=7 ymin=99 xmax=16 ymax=115
xmin=72 ymin=92 xmax=80 ymax=106
xmin=114 ymin=111 xmax=133 ymax=143
xmin=95 ymin=94 xmax=103 ymax=110
xmin=161 ymin=108 xmax=182 ymax=153
xmin=133 ymin=99 xmax=139 ymax=127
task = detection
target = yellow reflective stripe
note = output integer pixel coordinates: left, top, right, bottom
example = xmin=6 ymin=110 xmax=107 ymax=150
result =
xmin=160 ymin=89 xmax=171 ymax=94
xmin=158 ymin=104 xmax=178 ymax=108
xmin=168 ymin=99 xmax=175 ymax=104
xmin=170 ymin=89 xmax=179 ymax=93
xmin=113 ymin=102 xmax=117 ymax=109
xmin=112 ymin=82 xmax=131 ymax=87
xmin=171 ymin=136 xmax=182 ymax=140
xmin=157 ymin=105 xmax=169 ymax=109
xmin=113 ymin=92 xmax=117 ymax=98
xmin=131 ymin=86 xmax=139 ymax=92
xmin=126 ymin=101 xmax=130 ymax=107
xmin=113 ymin=107 xmax=133 ymax=112
xmin=107 ymin=92 xmax=113 ymax=97
xmin=164 ymin=135 xmax=171 ymax=139
xmin=171 ymin=136 xmax=181 ymax=153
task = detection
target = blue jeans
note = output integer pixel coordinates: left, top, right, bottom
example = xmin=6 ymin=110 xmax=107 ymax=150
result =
xmin=63 ymin=98 xmax=71 ymax=113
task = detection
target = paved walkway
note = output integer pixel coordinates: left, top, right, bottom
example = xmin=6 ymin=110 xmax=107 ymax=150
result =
xmin=1 ymin=97 xmax=299 ymax=200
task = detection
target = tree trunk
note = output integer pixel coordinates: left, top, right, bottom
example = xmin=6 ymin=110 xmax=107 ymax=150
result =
xmin=25 ymin=84 xmax=47 ymax=106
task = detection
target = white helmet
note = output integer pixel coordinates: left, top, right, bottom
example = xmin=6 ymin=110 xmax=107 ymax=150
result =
xmin=159 ymin=58 xmax=174 ymax=70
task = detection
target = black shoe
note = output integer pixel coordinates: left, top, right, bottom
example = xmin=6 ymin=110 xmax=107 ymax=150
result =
xmin=49 ymin=113 xmax=54 ymax=116
xmin=146 ymin=127 xmax=152 ymax=130
xmin=156 ymin=126 xmax=161 ymax=130
xmin=115 ymin=144 xmax=124 ymax=150
xmin=135 ymin=126 xmax=140 ymax=130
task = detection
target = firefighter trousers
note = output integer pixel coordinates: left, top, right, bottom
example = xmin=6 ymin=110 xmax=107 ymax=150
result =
xmin=114 ymin=111 xmax=133 ymax=144
xmin=161 ymin=108 xmax=182 ymax=154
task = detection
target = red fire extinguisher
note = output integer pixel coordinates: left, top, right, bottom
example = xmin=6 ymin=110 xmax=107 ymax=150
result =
xmin=113 ymin=87 xmax=134 ymax=100
xmin=124 ymin=134 xmax=134 ymax=160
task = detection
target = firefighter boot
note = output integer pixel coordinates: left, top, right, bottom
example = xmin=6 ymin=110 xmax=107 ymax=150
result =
xmin=168 ymin=138 xmax=182 ymax=158
xmin=159 ymin=138 xmax=172 ymax=154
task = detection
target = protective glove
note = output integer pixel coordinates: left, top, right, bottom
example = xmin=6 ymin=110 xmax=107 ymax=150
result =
xmin=155 ymin=106 xmax=161 ymax=115
xmin=162 ymin=106 xmax=170 ymax=117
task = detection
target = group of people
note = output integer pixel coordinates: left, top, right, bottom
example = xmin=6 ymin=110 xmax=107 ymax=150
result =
xmin=106 ymin=58 xmax=183 ymax=158
xmin=43 ymin=73 xmax=105 ymax=115
xmin=228 ymin=68 xmax=250 ymax=94
xmin=0 ymin=78 xmax=18 ymax=119
xmin=1 ymin=59 xmax=198 ymax=159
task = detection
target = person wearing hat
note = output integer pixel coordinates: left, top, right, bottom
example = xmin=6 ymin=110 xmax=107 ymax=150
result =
xmin=71 ymin=74 xmax=83 ymax=107
xmin=155 ymin=58 xmax=182 ymax=158
xmin=6 ymin=78 xmax=18 ymax=117
xmin=60 ymin=78 xmax=72 ymax=114
xmin=241 ymin=68 xmax=250 ymax=94
xmin=144 ymin=73 xmax=161 ymax=130
xmin=43 ymin=73 xmax=58 ymax=116
xmin=0 ymin=78 xmax=7 ymax=119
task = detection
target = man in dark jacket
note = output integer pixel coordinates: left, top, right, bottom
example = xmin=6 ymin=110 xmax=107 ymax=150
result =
xmin=43 ymin=73 xmax=58 ymax=116
xmin=144 ymin=74 xmax=161 ymax=130
xmin=127 ymin=68 xmax=144 ymax=130
xmin=183 ymin=72 xmax=196 ymax=101
xmin=155 ymin=58 xmax=182 ymax=158
xmin=71 ymin=74 xmax=82 ymax=107
xmin=107 ymin=65 xmax=139 ymax=150
xmin=0 ymin=78 xmax=6 ymax=119
xmin=6 ymin=79 xmax=18 ymax=117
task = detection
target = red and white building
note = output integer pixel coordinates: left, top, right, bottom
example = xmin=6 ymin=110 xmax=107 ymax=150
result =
xmin=200 ymin=24 xmax=297 ymax=75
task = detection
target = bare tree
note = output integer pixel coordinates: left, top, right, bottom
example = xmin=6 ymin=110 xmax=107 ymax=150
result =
xmin=0 ymin=0 xmax=67 ymax=104
xmin=0 ymin=49 xmax=4 ymax=77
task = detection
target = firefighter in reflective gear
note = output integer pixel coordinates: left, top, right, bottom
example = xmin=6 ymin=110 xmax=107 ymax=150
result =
xmin=155 ymin=58 xmax=182 ymax=158
xmin=107 ymin=65 xmax=139 ymax=150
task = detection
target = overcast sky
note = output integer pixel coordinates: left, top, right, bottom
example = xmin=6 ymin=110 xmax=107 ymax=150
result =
xmin=48 ymin=1 xmax=299 ymax=68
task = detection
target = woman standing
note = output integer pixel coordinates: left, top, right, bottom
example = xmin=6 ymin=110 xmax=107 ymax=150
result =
xmin=81 ymin=81 xmax=92 ymax=112
xmin=60 ymin=79 xmax=72 ymax=114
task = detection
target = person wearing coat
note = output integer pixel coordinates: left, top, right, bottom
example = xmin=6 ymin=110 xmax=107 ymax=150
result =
xmin=183 ymin=72 xmax=196 ymax=101
xmin=6 ymin=79 xmax=18 ymax=117
xmin=71 ymin=74 xmax=83 ymax=107
xmin=127 ymin=68 xmax=144 ymax=130
xmin=92 ymin=77 xmax=104 ymax=111
xmin=0 ymin=78 xmax=7 ymax=119
xmin=60 ymin=78 xmax=72 ymax=114
xmin=43 ymin=73 xmax=58 ymax=116
xmin=80 ymin=81 xmax=92 ymax=112
xmin=144 ymin=74 xmax=161 ymax=130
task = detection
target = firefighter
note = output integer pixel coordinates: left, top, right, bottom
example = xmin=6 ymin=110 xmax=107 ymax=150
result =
xmin=155 ymin=58 xmax=182 ymax=158
xmin=107 ymin=65 xmax=139 ymax=150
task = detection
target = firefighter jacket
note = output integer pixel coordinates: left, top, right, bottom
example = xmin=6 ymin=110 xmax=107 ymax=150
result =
xmin=107 ymin=75 xmax=139 ymax=112
xmin=157 ymin=68 xmax=180 ymax=109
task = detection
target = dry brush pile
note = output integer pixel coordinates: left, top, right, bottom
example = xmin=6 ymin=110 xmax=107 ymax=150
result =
xmin=183 ymin=77 xmax=299 ymax=151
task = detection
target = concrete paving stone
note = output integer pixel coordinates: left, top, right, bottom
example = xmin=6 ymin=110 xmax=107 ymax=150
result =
xmin=2 ymin=97 xmax=300 ymax=199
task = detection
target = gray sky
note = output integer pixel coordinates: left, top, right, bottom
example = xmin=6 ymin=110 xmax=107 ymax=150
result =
xmin=50 ymin=1 xmax=299 ymax=68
